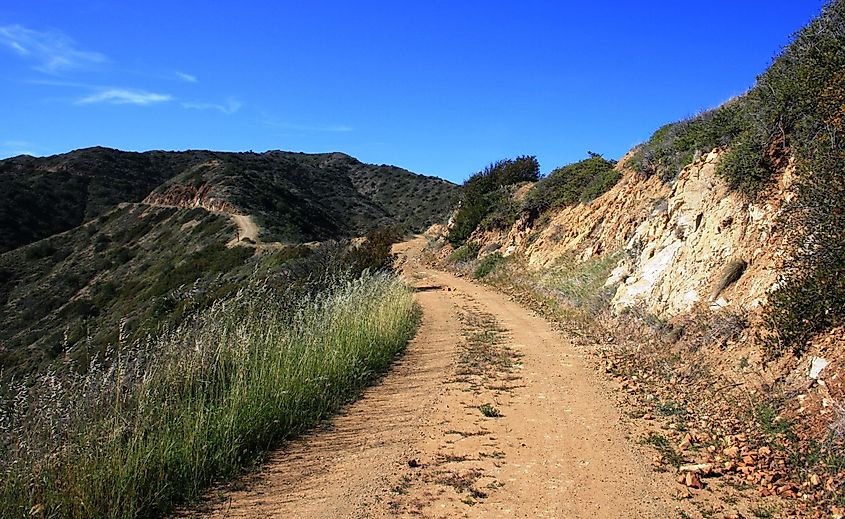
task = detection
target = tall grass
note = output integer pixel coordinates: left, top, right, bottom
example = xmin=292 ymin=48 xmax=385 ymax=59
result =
xmin=0 ymin=271 xmax=417 ymax=518
xmin=536 ymin=251 xmax=623 ymax=311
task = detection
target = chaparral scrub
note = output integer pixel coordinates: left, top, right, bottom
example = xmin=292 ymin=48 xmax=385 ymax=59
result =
xmin=0 ymin=271 xmax=417 ymax=518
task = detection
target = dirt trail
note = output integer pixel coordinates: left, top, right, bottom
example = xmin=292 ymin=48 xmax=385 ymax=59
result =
xmin=194 ymin=237 xmax=688 ymax=518
xmin=227 ymin=214 xmax=260 ymax=246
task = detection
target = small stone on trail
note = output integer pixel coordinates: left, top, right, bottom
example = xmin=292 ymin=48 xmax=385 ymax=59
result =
xmin=682 ymin=472 xmax=703 ymax=489
xmin=679 ymin=463 xmax=713 ymax=475
xmin=408 ymin=459 xmax=420 ymax=468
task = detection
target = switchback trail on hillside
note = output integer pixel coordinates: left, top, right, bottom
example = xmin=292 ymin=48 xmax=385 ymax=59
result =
xmin=192 ymin=237 xmax=688 ymax=518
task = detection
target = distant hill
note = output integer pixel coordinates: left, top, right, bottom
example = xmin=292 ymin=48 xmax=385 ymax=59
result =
xmin=0 ymin=147 xmax=457 ymax=252
xmin=0 ymin=148 xmax=200 ymax=253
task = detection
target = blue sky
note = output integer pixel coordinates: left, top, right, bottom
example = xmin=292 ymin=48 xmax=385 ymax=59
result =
xmin=0 ymin=1 xmax=827 ymax=183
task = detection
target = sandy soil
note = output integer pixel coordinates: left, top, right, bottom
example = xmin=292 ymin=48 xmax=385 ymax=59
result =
xmin=191 ymin=237 xmax=692 ymax=518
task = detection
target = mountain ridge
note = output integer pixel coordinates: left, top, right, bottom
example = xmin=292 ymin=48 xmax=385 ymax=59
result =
xmin=0 ymin=147 xmax=457 ymax=252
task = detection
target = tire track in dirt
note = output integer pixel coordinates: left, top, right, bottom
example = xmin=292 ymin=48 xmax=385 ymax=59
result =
xmin=190 ymin=237 xmax=690 ymax=518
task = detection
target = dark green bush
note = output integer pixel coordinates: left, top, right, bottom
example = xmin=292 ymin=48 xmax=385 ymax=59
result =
xmin=522 ymin=153 xmax=619 ymax=219
xmin=343 ymin=226 xmax=404 ymax=274
xmin=448 ymin=242 xmax=480 ymax=264
xmin=448 ymin=156 xmax=540 ymax=246
xmin=24 ymin=241 xmax=56 ymax=260
xmin=478 ymin=184 xmax=525 ymax=232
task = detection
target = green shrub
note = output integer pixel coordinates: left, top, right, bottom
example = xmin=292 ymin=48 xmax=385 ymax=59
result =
xmin=342 ymin=226 xmax=404 ymax=274
xmin=757 ymin=1 xmax=845 ymax=356
xmin=449 ymin=156 xmax=540 ymax=246
xmin=523 ymin=153 xmax=619 ymax=219
xmin=474 ymin=253 xmax=507 ymax=279
xmin=630 ymin=101 xmax=749 ymax=183
xmin=448 ymin=242 xmax=480 ymax=264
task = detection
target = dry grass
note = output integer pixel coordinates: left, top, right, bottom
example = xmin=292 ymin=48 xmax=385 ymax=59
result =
xmin=0 ymin=272 xmax=418 ymax=518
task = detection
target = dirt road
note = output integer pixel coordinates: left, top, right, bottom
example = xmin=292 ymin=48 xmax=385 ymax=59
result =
xmin=227 ymin=214 xmax=260 ymax=246
xmin=195 ymin=237 xmax=686 ymax=518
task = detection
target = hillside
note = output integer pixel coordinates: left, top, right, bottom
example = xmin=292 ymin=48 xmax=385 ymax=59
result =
xmin=0 ymin=148 xmax=200 ymax=253
xmin=143 ymin=150 xmax=457 ymax=242
xmin=2 ymin=3 xmax=843 ymax=517
xmin=0 ymin=148 xmax=457 ymax=379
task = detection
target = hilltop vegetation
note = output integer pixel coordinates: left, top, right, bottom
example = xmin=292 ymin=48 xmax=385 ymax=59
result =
xmin=146 ymin=150 xmax=457 ymax=242
xmin=0 ymin=148 xmax=458 ymax=252
xmin=0 ymin=148 xmax=199 ymax=253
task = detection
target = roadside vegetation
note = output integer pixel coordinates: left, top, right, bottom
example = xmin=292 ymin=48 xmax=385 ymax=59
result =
xmin=0 ymin=268 xmax=417 ymax=518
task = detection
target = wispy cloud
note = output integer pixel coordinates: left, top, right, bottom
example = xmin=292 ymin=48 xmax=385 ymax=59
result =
xmin=77 ymin=89 xmax=172 ymax=106
xmin=174 ymin=71 xmax=197 ymax=83
xmin=0 ymin=24 xmax=107 ymax=73
xmin=182 ymin=97 xmax=242 ymax=114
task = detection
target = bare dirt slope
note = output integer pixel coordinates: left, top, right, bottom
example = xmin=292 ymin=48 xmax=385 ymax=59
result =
xmin=194 ymin=237 xmax=689 ymax=518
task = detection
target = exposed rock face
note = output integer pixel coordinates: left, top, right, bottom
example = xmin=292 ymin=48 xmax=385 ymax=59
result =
xmin=143 ymin=161 xmax=241 ymax=214
xmin=469 ymin=149 xmax=794 ymax=319
xmin=608 ymin=150 xmax=791 ymax=317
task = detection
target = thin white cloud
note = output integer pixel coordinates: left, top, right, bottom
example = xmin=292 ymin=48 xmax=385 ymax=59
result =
xmin=182 ymin=97 xmax=242 ymax=114
xmin=174 ymin=71 xmax=198 ymax=83
xmin=77 ymin=89 xmax=172 ymax=106
xmin=0 ymin=24 xmax=107 ymax=73
xmin=24 ymin=78 xmax=97 ymax=89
